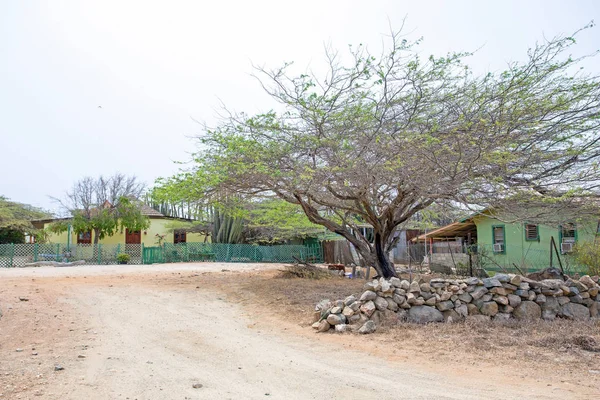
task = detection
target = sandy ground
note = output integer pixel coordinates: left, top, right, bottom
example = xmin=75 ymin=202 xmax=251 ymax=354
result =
xmin=0 ymin=263 xmax=597 ymax=399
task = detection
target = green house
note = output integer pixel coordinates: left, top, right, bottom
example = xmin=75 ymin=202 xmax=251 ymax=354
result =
xmin=416 ymin=210 xmax=600 ymax=273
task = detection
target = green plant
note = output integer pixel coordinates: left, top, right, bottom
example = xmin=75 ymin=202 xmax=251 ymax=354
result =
xmin=116 ymin=253 xmax=131 ymax=263
xmin=572 ymin=241 xmax=600 ymax=276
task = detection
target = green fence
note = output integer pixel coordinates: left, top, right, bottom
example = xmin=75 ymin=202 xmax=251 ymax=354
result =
xmin=143 ymin=243 xmax=322 ymax=265
xmin=0 ymin=242 xmax=322 ymax=268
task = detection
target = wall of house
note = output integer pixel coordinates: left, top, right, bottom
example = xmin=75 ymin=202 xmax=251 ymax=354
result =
xmin=474 ymin=216 xmax=598 ymax=270
xmin=43 ymin=218 xmax=209 ymax=246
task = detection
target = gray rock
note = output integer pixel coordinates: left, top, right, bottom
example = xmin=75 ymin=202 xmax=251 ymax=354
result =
xmin=374 ymin=296 xmax=389 ymax=311
xmin=442 ymin=309 xmax=462 ymax=323
xmin=580 ymin=275 xmax=596 ymax=288
xmin=385 ymin=297 xmax=399 ymax=311
xmin=557 ymin=296 xmax=570 ymax=306
xmin=507 ymin=294 xmax=522 ymax=308
xmin=360 ymin=301 xmax=376 ymax=317
xmin=400 ymin=280 xmax=410 ymax=290
xmin=380 ymin=280 xmax=394 ymax=296
xmin=479 ymin=301 xmax=499 ymax=316
xmin=424 ymin=296 xmax=437 ymax=306
xmin=535 ymin=294 xmax=547 ymax=304
xmin=436 ymin=300 xmax=454 ymax=311
xmin=509 ymin=274 xmax=522 ymax=286
xmin=420 ymin=282 xmax=431 ymax=292
xmin=389 ymin=277 xmax=402 ymax=288
xmin=344 ymin=295 xmax=357 ymax=306
xmin=392 ymin=294 xmax=406 ymax=305
xmin=54 ymin=365 xmax=64 ymax=371
xmin=466 ymin=277 xmax=480 ymax=286
xmin=570 ymin=294 xmax=583 ymax=304
xmin=513 ymin=301 xmax=541 ymax=320
xmin=364 ymin=279 xmax=381 ymax=292
xmin=590 ymin=301 xmax=599 ymax=318
xmin=499 ymin=305 xmax=514 ymax=313
xmin=360 ymin=290 xmax=377 ymax=301
xmin=561 ymin=303 xmax=590 ymax=321
xmin=467 ymin=303 xmax=480 ymax=315
xmin=440 ymin=291 xmax=453 ymax=301
xmin=349 ymin=301 xmax=360 ymax=312
xmin=408 ymin=306 xmax=444 ymax=324
xmin=494 ymin=273 xmax=510 ymax=283
xmin=334 ymin=324 xmax=350 ymax=333
xmin=409 ymin=281 xmax=421 ymax=293
xmin=326 ymin=314 xmax=345 ymax=325
xmin=330 ymin=306 xmax=343 ymax=314
xmin=471 ymin=286 xmax=488 ymax=300
xmin=458 ymin=292 xmax=472 ymax=303
xmin=342 ymin=306 xmax=355 ymax=317
xmin=514 ymin=289 xmax=529 ymax=298
xmin=358 ymin=320 xmax=377 ymax=334
xmin=192 ymin=383 xmax=203 ymax=389
xmin=455 ymin=304 xmax=468 ymax=318
xmin=311 ymin=321 xmax=321 ymax=329
xmin=483 ymin=278 xmax=502 ymax=288
xmin=481 ymin=294 xmax=493 ymax=302
xmin=315 ymin=299 xmax=332 ymax=311
xmin=493 ymin=295 xmax=509 ymax=306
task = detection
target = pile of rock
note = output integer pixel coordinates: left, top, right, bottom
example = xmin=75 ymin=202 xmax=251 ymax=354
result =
xmin=312 ymin=274 xmax=600 ymax=334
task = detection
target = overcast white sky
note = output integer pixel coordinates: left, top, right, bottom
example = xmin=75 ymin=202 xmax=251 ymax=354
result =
xmin=1 ymin=0 xmax=599 ymax=212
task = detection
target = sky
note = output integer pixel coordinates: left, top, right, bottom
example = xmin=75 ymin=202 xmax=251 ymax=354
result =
xmin=1 ymin=0 xmax=599 ymax=213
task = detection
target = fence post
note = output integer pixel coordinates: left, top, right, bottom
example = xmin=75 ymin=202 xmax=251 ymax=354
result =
xmin=97 ymin=244 xmax=102 ymax=264
xmin=141 ymin=243 xmax=145 ymax=265
xmin=56 ymin=243 xmax=60 ymax=259
xmin=34 ymin=243 xmax=38 ymax=262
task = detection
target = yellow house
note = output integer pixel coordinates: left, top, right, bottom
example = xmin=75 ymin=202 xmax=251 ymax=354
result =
xmin=31 ymin=204 xmax=208 ymax=246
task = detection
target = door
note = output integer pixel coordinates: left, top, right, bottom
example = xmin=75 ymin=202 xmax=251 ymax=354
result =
xmin=125 ymin=229 xmax=141 ymax=244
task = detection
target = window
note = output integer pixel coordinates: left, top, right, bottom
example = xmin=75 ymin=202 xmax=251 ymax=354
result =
xmin=77 ymin=231 xmax=92 ymax=244
xmin=174 ymin=230 xmax=187 ymax=244
xmin=525 ymin=224 xmax=539 ymax=241
xmin=560 ymin=223 xmax=576 ymax=253
xmin=492 ymin=225 xmax=505 ymax=253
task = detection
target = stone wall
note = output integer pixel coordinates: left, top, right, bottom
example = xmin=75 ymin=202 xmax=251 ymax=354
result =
xmin=312 ymin=274 xmax=600 ymax=334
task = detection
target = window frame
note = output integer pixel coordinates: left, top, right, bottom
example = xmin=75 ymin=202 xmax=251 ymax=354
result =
xmin=524 ymin=223 xmax=539 ymax=242
xmin=492 ymin=224 xmax=506 ymax=254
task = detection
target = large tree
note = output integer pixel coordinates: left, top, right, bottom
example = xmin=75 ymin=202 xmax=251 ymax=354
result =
xmin=53 ymin=174 xmax=149 ymax=244
xmin=0 ymin=196 xmax=50 ymax=243
xmin=192 ymin=26 xmax=600 ymax=278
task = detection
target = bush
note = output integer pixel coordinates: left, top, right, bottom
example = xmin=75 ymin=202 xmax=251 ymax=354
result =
xmin=116 ymin=253 xmax=131 ymax=263
xmin=572 ymin=241 xmax=600 ymax=276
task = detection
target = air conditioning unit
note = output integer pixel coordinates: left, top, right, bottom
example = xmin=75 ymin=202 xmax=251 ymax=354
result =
xmin=493 ymin=243 xmax=504 ymax=252
xmin=561 ymin=242 xmax=574 ymax=253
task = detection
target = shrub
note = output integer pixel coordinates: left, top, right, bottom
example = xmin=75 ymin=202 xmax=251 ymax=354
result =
xmin=572 ymin=241 xmax=600 ymax=276
xmin=116 ymin=253 xmax=131 ymax=263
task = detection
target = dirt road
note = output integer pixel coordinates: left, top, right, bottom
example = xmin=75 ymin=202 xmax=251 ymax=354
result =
xmin=0 ymin=264 xmax=588 ymax=399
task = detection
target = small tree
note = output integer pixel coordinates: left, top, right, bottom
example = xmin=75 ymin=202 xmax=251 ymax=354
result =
xmin=54 ymin=174 xmax=149 ymax=244
xmin=192 ymin=25 xmax=600 ymax=278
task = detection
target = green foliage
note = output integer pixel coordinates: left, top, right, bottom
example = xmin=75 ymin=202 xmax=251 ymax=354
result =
xmin=63 ymin=197 xmax=149 ymax=243
xmin=572 ymin=241 xmax=600 ymax=276
xmin=0 ymin=196 xmax=51 ymax=243
xmin=116 ymin=253 xmax=131 ymax=263
xmin=0 ymin=228 xmax=25 ymax=244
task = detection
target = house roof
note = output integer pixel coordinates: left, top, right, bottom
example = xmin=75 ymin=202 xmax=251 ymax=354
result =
xmin=412 ymin=219 xmax=476 ymax=242
xmin=138 ymin=203 xmax=165 ymax=217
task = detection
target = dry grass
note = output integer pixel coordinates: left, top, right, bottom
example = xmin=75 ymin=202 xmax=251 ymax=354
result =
xmin=278 ymin=264 xmax=340 ymax=280
xmin=216 ymin=271 xmax=600 ymax=375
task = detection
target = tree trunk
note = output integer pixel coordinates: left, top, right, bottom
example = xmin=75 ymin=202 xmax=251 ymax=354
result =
xmin=374 ymin=232 xmax=397 ymax=278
